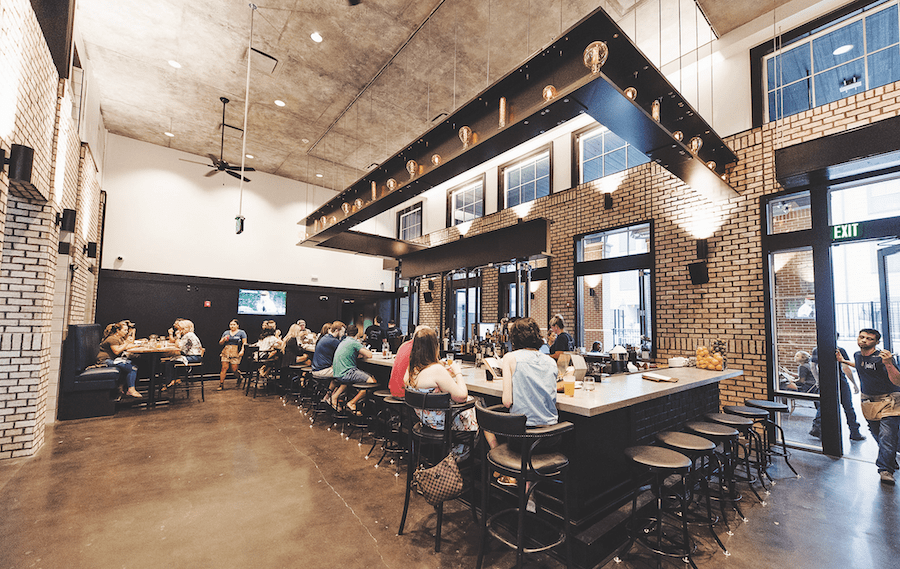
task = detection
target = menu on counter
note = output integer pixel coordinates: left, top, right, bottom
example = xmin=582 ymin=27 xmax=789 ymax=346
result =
xmin=642 ymin=372 xmax=678 ymax=383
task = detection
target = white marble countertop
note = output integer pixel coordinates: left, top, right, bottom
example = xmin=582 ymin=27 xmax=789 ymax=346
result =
xmin=460 ymin=365 xmax=742 ymax=417
xmin=361 ymin=354 xmax=396 ymax=368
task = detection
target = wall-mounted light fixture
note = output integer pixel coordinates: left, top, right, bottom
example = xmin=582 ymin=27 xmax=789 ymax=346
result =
xmin=696 ymin=238 xmax=708 ymax=259
xmin=1 ymin=144 xmax=40 ymax=197
xmin=604 ymin=193 xmax=613 ymax=210
xmin=589 ymin=288 xmax=596 ymax=297
xmin=83 ymin=242 xmax=98 ymax=258
xmin=56 ymin=208 xmax=76 ymax=255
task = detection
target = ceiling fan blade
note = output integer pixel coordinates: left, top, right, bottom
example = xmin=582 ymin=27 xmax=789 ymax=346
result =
xmin=204 ymin=170 xmax=219 ymax=177
xmin=225 ymin=170 xmax=251 ymax=182
xmin=225 ymin=165 xmax=255 ymax=172
xmin=208 ymin=154 xmax=219 ymax=164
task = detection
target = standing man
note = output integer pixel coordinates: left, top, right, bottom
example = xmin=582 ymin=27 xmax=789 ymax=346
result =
xmin=548 ymin=314 xmax=574 ymax=361
xmin=365 ymin=316 xmax=387 ymax=349
xmin=809 ymin=347 xmax=865 ymax=441
xmin=837 ymin=329 xmax=900 ymax=485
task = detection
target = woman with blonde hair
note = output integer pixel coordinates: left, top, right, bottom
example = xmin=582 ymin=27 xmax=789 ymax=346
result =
xmin=163 ymin=319 xmax=203 ymax=389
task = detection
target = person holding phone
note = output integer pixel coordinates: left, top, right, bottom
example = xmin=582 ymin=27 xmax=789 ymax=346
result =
xmin=97 ymin=320 xmax=140 ymax=399
xmin=837 ymin=328 xmax=900 ymax=485
xmin=218 ymin=319 xmax=247 ymax=391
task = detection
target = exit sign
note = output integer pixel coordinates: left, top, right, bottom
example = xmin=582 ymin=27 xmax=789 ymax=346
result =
xmin=832 ymin=222 xmax=861 ymax=240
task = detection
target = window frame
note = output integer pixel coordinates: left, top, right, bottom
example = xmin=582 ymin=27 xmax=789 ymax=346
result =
xmin=445 ymin=175 xmax=486 ymax=228
xmin=573 ymin=124 xmax=650 ymax=186
xmin=497 ymin=144 xmax=553 ymax=211
xmin=397 ymin=201 xmax=423 ymax=241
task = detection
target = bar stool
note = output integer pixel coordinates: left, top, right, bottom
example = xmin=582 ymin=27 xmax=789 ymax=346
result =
xmin=745 ymin=399 xmax=800 ymax=478
xmin=171 ymin=347 xmax=206 ymax=401
xmin=723 ymin=405 xmax=775 ymax=486
xmin=308 ymin=375 xmax=336 ymax=427
xmin=281 ymin=364 xmax=308 ymax=407
xmin=375 ymin=394 xmax=407 ymax=472
xmin=656 ymin=431 xmax=730 ymax=555
xmin=705 ymin=412 xmax=765 ymax=503
xmin=618 ymin=445 xmax=695 ymax=569
xmin=345 ymin=382 xmax=379 ymax=444
xmin=474 ymin=401 xmax=574 ymax=569
xmin=686 ymin=421 xmax=748 ymax=522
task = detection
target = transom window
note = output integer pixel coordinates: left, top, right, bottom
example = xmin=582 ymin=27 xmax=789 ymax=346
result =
xmin=764 ymin=1 xmax=900 ymax=121
xmin=450 ymin=180 xmax=484 ymax=226
xmin=502 ymin=150 xmax=550 ymax=208
xmin=398 ymin=202 xmax=422 ymax=241
xmin=577 ymin=223 xmax=651 ymax=262
xmin=579 ymin=126 xmax=649 ymax=184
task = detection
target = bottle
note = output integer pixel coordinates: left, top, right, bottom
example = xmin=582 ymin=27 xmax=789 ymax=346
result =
xmin=382 ymin=338 xmax=389 ymax=357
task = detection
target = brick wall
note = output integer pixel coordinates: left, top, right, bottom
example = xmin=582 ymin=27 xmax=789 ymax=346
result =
xmin=0 ymin=0 xmax=103 ymax=459
xmin=412 ymin=78 xmax=900 ymax=409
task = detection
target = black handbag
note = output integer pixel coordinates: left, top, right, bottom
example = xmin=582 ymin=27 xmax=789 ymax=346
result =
xmin=413 ymin=453 xmax=464 ymax=506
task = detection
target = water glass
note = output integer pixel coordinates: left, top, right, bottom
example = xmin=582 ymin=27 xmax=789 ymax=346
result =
xmin=583 ymin=376 xmax=595 ymax=391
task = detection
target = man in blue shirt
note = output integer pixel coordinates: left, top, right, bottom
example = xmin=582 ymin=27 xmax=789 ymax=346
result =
xmin=312 ymin=321 xmax=345 ymax=379
xmin=837 ymin=328 xmax=900 ymax=485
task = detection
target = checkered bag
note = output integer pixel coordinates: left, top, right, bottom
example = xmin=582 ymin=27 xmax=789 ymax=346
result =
xmin=413 ymin=453 xmax=464 ymax=506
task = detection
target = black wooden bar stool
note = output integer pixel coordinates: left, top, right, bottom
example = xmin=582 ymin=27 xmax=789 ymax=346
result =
xmin=617 ymin=445 xmax=696 ymax=569
xmin=706 ymin=412 xmax=766 ymax=503
xmin=376 ymin=395 xmax=407 ymax=473
xmin=474 ymin=401 xmax=574 ymax=569
xmin=745 ymin=399 xmax=801 ymax=478
xmin=656 ymin=431 xmax=730 ymax=555
xmin=686 ymin=421 xmax=748 ymax=522
xmin=345 ymin=382 xmax=379 ymax=444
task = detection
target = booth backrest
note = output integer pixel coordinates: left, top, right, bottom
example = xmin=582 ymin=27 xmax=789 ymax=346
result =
xmin=61 ymin=324 xmax=103 ymax=392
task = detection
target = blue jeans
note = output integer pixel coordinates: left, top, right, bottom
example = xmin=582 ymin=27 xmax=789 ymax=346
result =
xmin=105 ymin=359 xmax=137 ymax=389
xmin=164 ymin=355 xmax=202 ymax=384
xmin=867 ymin=415 xmax=900 ymax=474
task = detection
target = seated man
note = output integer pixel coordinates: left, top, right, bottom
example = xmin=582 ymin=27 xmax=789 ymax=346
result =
xmin=330 ymin=324 xmax=377 ymax=412
xmin=311 ymin=321 xmax=345 ymax=379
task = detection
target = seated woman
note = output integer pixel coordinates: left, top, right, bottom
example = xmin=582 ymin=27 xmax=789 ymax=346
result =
xmin=280 ymin=323 xmax=310 ymax=388
xmin=162 ymin=319 xmax=203 ymax=389
xmin=782 ymin=350 xmax=818 ymax=393
xmin=253 ymin=320 xmax=284 ymax=381
xmin=403 ymin=326 xmax=496 ymax=456
xmin=97 ymin=320 xmax=140 ymax=399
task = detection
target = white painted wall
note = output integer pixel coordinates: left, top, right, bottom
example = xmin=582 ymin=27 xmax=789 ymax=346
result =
xmin=101 ymin=134 xmax=395 ymax=290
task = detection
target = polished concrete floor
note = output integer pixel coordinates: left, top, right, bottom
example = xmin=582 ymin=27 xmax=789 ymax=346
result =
xmin=1 ymin=384 xmax=898 ymax=569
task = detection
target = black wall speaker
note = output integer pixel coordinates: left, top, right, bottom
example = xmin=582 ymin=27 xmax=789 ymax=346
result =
xmin=427 ymin=279 xmax=434 ymax=291
xmin=688 ymin=261 xmax=709 ymax=285
xmin=9 ymin=144 xmax=34 ymax=183
xmin=423 ymin=291 xmax=433 ymax=303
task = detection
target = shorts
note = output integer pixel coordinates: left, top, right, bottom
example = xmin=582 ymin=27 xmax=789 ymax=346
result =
xmin=221 ymin=344 xmax=242 ymax=364
xmin=312 ymin=367 xmax=333 ymax=379
xmin=338 ymin=368 xmax=371 ymax=384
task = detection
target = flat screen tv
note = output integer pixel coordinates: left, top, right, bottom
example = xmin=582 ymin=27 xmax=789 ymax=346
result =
xmin=237 ymin=289 xmax=287 ymax=316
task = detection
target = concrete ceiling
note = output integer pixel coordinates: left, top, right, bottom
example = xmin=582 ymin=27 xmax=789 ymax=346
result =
xmin=697 ymin=0 xmax=796 ymax=36
xmin=75 ymin=0 xmax=779 ymax=196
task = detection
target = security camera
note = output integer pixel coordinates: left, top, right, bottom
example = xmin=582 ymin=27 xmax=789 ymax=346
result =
xmin=116 ymin=256 xmax=123 ymax=261
xmin=319 ymin=295 xmax=329 ymax=301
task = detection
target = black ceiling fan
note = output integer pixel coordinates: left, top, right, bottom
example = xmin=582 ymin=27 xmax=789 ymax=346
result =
xmin=183 ymin=97 xmax=254 ymax=182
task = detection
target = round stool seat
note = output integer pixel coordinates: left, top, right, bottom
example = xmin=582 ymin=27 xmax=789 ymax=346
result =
xmin=745 ymin=399 xmax=789 ymax=413
xmin=373 ymin=389 xmax=392 ymax=399
xmin=723 ymin=405 xmax=769 ymax=420
xmin=686 ymin=421 xmax=739 ymax=438
xmin=657 ymin=431 xmax=716 ymax=453
xmin=353 ymin=382 xmax=380 ymax=390
xmin=706 ymin=412 xmax=754 ymax=428
xmin=624 ymin=445 xmax=691 ymax=470
xmin=384 ymin=396 xmax=404 ymax=405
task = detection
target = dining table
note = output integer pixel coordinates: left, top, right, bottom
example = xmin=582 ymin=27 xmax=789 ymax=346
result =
xmin=127 ymin=341 xmax=182 ymax=407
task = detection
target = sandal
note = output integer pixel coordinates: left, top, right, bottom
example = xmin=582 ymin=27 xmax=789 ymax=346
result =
xmin=346 ymin=402 xmax=361 ymax=416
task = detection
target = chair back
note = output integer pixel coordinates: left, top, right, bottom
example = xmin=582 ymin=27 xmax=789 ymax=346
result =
xmin=388 ymin=336 xmax=404 ymax=353
xmin=61 ymin=324 xmax=103 ymax=391
xmin=474 ymin=400 xmax=527 ymax=437
xmin=403 ymin=388 xmax=451 ymax=411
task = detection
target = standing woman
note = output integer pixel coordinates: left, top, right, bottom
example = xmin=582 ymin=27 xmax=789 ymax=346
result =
xmin=218 ymin=319 xmax=246 ymax=391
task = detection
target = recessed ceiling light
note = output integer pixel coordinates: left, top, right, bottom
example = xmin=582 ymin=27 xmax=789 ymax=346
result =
xmin=833 ymin=44 xmax=853 ymax=55
xmin=164 ymin=132 xmax=175 ymax=137
xmin=315 ymin=173 xmax=323 ymax=178
xmin=310 ymin=32 xmax=323 ymax=43
xmin=274 ymin=99 xmax=286 ymax=107
xmin=301 ymin=138 xmax=310 ymax=144
xmin=168 ymin=60 xmax=181 ymax=69
xmin=245 ymin=154 xmax=254 ymax=159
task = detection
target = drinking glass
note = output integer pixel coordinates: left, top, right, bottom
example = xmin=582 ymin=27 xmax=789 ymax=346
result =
xmin=583 ymin=376 xmax=595 ymax=391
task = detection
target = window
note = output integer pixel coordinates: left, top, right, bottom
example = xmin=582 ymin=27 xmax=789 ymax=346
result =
xmin=767 ymin=191 xmax=812 ymax=234
xmin=502 ymin=149 xmax=550 ymax=208
xmin=763 ymin=2 xmax=900 ymax=122
xmin=398 ymin=202 xmax=422 ymax=241
xmin=578 ymin=126 xmax=649 ymax=184
xmin=575 ymin=223 xmax=654 ymax=354
xmin=448 ymin=179 xmax=484 ymax=226
xmin=829 ymin=175 xmax=900 ymax=224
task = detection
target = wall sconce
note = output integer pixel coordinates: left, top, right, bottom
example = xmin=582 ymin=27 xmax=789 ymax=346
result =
xmin=589 ymin=288 xmax=596 ymax=297
xmin=1 ymin=144 xmax=39 ymax=197
xmin=56 ymin=209 xmax=76 ymax=233
xmin=56 ymin=208 xmax=76 ymax=255
xmin=83 ymin=242 xmax=98 ymax=258
xmin=604 ymin=193 xmax=613 ymax=210
xmin=696 ymin=238 xmax=708 ymax=259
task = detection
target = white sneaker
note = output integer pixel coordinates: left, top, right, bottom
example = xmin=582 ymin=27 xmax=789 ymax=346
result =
xmin=880 ymin=471 xmax=895 ymax=485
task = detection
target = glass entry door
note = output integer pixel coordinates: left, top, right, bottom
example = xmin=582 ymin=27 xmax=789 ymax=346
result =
xmin=878 ymin=245 xmax=900 ymax=352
